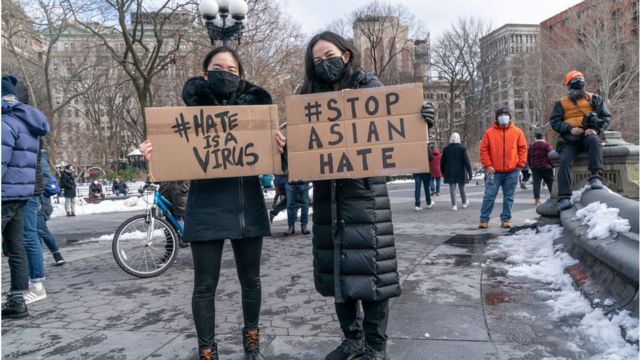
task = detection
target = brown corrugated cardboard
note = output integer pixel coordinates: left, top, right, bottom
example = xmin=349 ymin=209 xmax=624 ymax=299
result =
xmin=284 ymin=83 xmax=429 ymax=181
xmin=145 ymin=104 xmax=281 ymax=181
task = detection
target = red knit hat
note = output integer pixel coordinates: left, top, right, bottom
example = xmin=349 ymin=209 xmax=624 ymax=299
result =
xmin=564 ymin=70 xmax=584 ymax=86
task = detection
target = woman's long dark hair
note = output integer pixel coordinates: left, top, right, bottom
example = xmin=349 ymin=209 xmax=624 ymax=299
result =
xmin=201 ymin=46 xmax=246 ymax=99
xmin=300 ymin=31 xmax=361 ymax=94
xmin=202 ymin=46 xmax=245 ymax=78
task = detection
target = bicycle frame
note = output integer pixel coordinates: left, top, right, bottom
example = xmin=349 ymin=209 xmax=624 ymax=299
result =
xmin=152 ymin=191 xmax=184 ymax=235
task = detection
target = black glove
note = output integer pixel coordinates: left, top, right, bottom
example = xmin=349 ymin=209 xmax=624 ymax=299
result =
xmin=421 ymin=103 xmax=435 ymax=129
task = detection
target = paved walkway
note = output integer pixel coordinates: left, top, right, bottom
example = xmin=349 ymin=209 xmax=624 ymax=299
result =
xmin=3 ymin=182 xmax=590 ymax=359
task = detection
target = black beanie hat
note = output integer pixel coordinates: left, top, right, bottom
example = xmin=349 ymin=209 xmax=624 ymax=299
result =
xmin=2 ymin=76 xmax=17 ymax=97
xmin=495 ymin=107 xmax=511 ymax=120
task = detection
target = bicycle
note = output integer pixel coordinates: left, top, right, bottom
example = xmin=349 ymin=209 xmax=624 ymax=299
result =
xmin=112 ymin=183 xmax=185 ymax=278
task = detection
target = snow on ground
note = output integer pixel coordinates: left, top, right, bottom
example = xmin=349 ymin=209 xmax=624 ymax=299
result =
xmin=485 ymin=225 xmax=639 ymax=360
xmin=573 ymin=202 xmax=631 ymax=239
xmin=52 ymin=196 xmax=151 ymax=218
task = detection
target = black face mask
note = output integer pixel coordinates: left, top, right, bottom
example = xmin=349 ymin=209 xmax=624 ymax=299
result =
xmin=569 ymin=78 xmax=585 ymax=90
xmin=207 ymin=70 xmax=240 ymax=96
xmin=314 ymin=57 xmax=345 ymax=84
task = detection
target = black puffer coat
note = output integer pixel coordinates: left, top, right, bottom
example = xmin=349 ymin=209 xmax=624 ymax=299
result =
xmin=440 ymin=143 xmax=472 ymax=184
xmin=311 ymin=69 xmax=401 ymax=303
xmin=181 ymin=77 xmax=271 ymax=242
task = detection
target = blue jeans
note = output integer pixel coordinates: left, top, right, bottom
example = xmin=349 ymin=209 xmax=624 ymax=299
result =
xmin=480 ymin=171 xmax=518 ymax=222
xmin=413 ymin=173 xmax=432 ymax=207
xmin=38 ymin=212 xmax=59 ymax=254
xmin=286 ymin=183 xmax=309 ymax=228
xmin=23 ymin=196 xmax=45 ymax=281
xmin=430 ymin=177 xmax=441 ymax=193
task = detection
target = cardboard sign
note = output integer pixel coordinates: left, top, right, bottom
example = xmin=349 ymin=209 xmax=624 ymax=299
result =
xmin=285 ymin=83 xmax=429 ymax=181
xmin=145 ymin=105 xmax=281 ymax=181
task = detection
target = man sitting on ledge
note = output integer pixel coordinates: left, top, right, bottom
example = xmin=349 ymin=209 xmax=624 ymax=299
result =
xmin=550 ymin=70 xmax=612 ymax=211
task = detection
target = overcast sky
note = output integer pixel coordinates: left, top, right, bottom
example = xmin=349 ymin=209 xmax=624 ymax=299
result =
xmin=280 ymin=0 xmax=583 ymax=40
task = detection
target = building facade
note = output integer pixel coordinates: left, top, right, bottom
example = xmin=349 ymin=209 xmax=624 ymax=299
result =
xmin=479 ymin=24 xmax=541 ymax=139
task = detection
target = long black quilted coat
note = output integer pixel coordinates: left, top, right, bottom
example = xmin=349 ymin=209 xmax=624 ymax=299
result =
xmin=311 ymin=69 xmax=401 ymax=303
xmin=181 ymin=77 xmax=271 ymax=242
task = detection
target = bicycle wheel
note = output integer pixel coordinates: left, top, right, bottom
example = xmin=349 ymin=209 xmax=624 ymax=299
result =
xmin=112 ymin=214 xmax=178 ymax=278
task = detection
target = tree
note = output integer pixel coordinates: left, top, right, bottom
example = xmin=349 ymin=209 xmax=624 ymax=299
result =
xmin=71 ymin=0 xmax=199 ymax=138
xmin=327 ymin=0 xmax=427 ymax=85
xmin=431 ymin=17 xmax=494 ymax=147
xmin=540 ymin=0 xmax=639 ymax=143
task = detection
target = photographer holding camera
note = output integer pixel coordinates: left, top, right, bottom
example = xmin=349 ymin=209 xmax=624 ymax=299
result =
xmin=550 ymin=70 xmax=612 ymax=211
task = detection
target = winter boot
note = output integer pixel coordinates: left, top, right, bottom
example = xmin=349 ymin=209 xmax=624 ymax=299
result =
xmin=325 ymin=338 xmax=364 ymax=360
xmin=361 ymin=343 xmax=389 ymax=360
xmin=198 ymin=344 xmax=219 ymax=360
xmin=53 ymin=252 xmax=65 ymax=266
xmin=301 ymin=224 xmax=310 ymax=235
xmin=1 ymin=297 xmax=28 ymax=319
xmin=590 ymin=177 xmax=604 ymax=190
xmin=284 ymin=226 xmax=295 ymax=236
xmin=557 ymin=198 xmax=572 ymax=211
xmin=242 ymin=327 xmax=265 ymax=360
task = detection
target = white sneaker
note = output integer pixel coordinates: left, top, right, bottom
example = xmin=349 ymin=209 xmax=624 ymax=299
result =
xmin=24 ymin=286 xmax=47 ymax=305
xmin=451 ymin=205 xmax=458 ymax=211
xmin=414 ymin=206 xmax=422 ymax=212
xmin=462 ymin=201 xmax=470 ymax=208
xmin=426 ymin=201 xmax=435 ymax=209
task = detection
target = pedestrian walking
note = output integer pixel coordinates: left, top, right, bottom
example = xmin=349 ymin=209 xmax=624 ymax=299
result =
xmin=38 ymin=148 xmax=65 ymax=266
xmin=1 ymin=75 xmax=50 ymax=319
xmin=528 ymin=133 xmax=554 ymax=205
xmin=269 ymin=174 xmax=288 ymax=224
xmin=22 ymin=138 xmax=49 ymax=305
xmin=140 ymin=46 xmax=271 ymax=360
xmin=440 ymin=132 xmax=472 ymax=211
xmin=478 ymin=107 xmax=528 ymax=229
xmin=274 ymin=31 xmax=435 ymax=360
xmin=550 ymin=70 xmax=611 ymax=211
xmin=60 ymin=165 xmax=76 ymax=216
xmin=413 ymin=144 xmax=435 ymax=211
xmin=284 ymin=179 xmax=310 ymax=235
xmin=429 ymin=146 xmax=442 ymax=196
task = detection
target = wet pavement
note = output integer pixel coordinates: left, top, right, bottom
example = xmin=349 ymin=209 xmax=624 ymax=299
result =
xmin=1 ymin=182 xmax=621 ymax=359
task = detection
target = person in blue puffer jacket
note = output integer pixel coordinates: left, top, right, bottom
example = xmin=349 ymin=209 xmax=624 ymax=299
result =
xmin=1 ymin=75 xmax=50 ymax=319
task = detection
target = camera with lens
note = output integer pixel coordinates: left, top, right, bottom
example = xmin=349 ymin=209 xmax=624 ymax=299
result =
xmin=582 ymin=112 xmax=605 ymax=131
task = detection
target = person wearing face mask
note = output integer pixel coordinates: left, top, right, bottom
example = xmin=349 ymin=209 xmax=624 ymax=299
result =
xmin=478 ymin=107 xmax=528 ymax=229
xmin=549 ymin=70 xmax=611 ymax=211
xmin=139 ymin=47 xmax=270 ymax=360
xmin=59 ymin=165 xmax=76 ymax=216
xmin=274 ymin=31 xmax=435 ymax=360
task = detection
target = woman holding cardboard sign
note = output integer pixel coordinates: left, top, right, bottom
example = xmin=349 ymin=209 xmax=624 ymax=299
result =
xmin=274 ymin=31 xmax=435 ymax=360
xmin=140 ymin=47 xmax=269 ymax=360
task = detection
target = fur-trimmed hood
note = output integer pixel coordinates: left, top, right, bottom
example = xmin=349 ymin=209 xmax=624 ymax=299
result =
xmin=181 ymin=76 xmax=272 ymax=107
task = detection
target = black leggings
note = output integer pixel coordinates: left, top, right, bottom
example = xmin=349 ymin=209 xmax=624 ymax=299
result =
xmin=191 ymin=237 xmax=263 ymax=350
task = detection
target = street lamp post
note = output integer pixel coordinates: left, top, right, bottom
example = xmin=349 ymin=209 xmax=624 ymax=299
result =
xmin=199 ymin=0 xmax=248 ymax=47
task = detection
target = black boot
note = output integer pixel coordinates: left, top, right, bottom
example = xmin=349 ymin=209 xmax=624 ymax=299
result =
xmin=198 ymin=344 xmax=219 ymax=360
xmin=361 ymin=343 xmax=388 ymax=360
xmin=243 ymin=327 xmax=265 ymax=360
xmin=325 ymin=338 xmax=364 ymax=360
xmin=1 ymin=298 xmax=28 ymax=319
xmin=301 ymin=224 xmax=310 ymax=235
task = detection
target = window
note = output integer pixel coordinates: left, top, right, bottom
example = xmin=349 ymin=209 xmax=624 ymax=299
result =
xmin=75 ymin=109 xmax=79 ymax=117
xmin=515 ymin=100 xmax=524 ymax=109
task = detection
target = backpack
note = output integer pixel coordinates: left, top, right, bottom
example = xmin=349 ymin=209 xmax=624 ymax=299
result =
xmin=44 ymin=177 xmax=61 ymax=197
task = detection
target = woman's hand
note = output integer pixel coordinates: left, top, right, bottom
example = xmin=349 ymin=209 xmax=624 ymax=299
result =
xmin=275 ymin=130 xmax=286 ymax=154
xmin=139 ymin=140 xmax=153 ymax=161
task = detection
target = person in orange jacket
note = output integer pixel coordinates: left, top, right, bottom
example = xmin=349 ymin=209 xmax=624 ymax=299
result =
xmin=478 ymin=107 xmax=528 ymax=229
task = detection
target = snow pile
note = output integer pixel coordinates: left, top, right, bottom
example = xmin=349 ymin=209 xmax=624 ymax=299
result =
xmin=486 ymin=225 xmax=639 ymax=360
xmin=573 ymin=202 xmax=631 ymax=239
xmin=51 ymin=195 xmax=151 ymax=218
xmin=571 ymin=184 xmax=590 ymax=204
